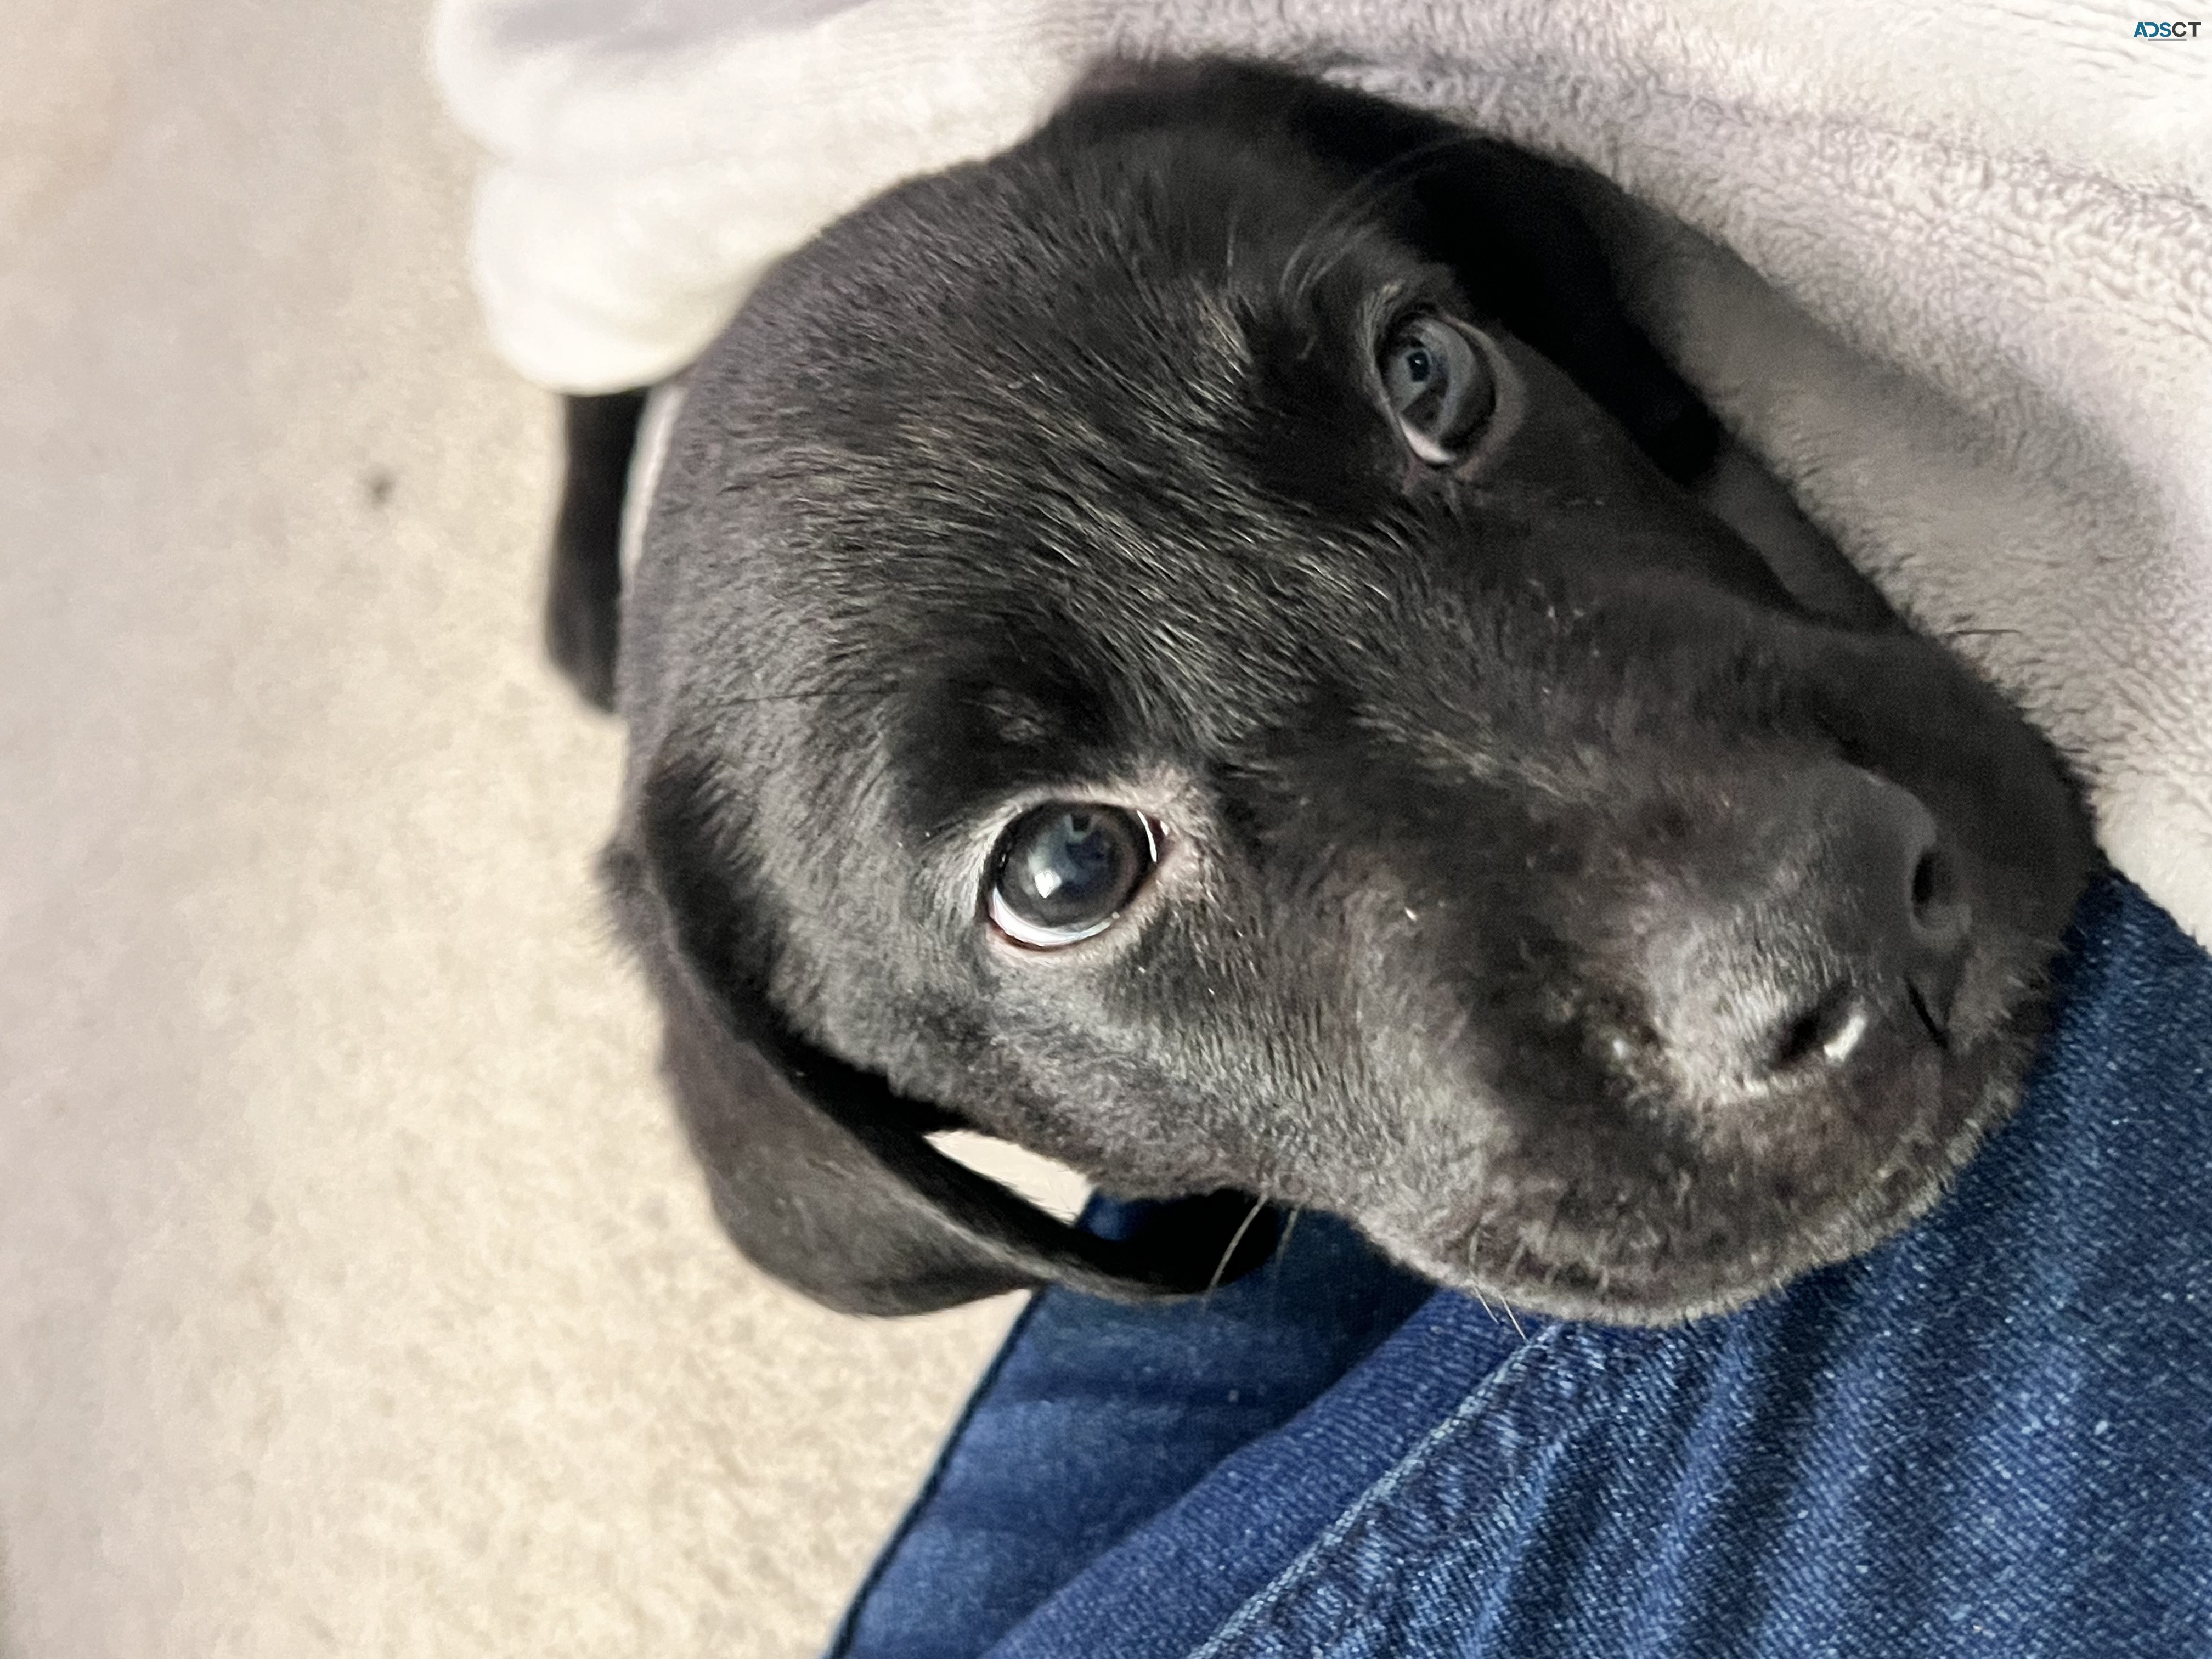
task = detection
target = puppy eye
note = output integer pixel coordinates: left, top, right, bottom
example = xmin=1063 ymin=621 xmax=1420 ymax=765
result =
xmin=988 ymin=804 xmax=1158 ymax=948
xmin=1378 ymin=315 xmax=1496 ymax=465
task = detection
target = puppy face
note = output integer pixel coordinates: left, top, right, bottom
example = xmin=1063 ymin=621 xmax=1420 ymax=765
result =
xmin=606 ymin=64 xmax=2095 ymax=1323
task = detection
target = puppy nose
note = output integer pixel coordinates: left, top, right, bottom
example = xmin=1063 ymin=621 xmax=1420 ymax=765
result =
xmin=1641 ymin=768 xmax=1973 ymax=1083
xmin=1764 ymin=774 xmax=1970 ymax=1069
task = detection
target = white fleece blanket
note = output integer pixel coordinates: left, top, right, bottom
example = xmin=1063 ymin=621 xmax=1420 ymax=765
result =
xmin=433 ymin=0 xmax=2212 ymax=947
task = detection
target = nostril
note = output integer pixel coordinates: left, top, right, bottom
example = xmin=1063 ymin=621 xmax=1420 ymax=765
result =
xmin=1770 ymin=982 xmax=1869 ymax=1072
xmin=1906 ymin=843 xmax=1969 ymax=950
xmin=1910 ymin=847 xmax=1942 ymax=912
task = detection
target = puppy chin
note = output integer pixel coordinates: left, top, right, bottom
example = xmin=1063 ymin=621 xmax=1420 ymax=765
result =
xmin=1390 ymin=1008 xmax=2047 ymax=1327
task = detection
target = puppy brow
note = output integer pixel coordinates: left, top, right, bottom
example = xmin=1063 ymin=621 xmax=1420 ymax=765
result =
xmin=1278 ymin=132 xmax=1479 ymax=306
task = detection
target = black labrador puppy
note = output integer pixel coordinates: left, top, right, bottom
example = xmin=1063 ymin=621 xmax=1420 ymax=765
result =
xmin=547 ymin=61 xmax=2095 ymax=1324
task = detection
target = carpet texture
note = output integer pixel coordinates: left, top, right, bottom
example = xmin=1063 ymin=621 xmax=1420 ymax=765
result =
xmin=0 ymin=3 xmax=1013 ymax=1654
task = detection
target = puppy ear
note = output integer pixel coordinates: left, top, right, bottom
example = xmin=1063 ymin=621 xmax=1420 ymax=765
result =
xmin=1060 ymin=60 xmax=1720 ymax=483
xmin=601 ymin=744 xmax=1278 ymax=1315
xmin=545 ymin=390 xmax=646 ymax=711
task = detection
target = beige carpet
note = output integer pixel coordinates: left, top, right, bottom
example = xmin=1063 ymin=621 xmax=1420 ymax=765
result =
xmin=0 ymin=2 xmax=1016 ymax=1653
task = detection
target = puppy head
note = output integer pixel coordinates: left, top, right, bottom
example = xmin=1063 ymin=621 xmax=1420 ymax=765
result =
xmin=606 ymin=62 xmax=2095 ymax=1322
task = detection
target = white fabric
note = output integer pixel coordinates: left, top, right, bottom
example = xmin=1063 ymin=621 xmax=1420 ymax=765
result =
xmin=433 ymin=0 xmax=2212 ymax=946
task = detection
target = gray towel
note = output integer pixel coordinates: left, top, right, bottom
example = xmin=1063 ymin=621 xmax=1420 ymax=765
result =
xmin=435 ymin=0 xmax=2212 ymax=945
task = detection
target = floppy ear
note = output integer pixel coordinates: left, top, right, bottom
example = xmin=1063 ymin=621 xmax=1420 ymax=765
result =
xmin=545 ymin=390 xmax=646 ymax=712
xmin=602 ymin=743 xmax=1279 ymax=1316
xmin=1061 ymin=60 xmax=1721 ymax=484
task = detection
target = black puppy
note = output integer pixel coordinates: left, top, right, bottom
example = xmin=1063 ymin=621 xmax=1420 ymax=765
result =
xmin=550 ymin=62 xmax=2095 ymax=1324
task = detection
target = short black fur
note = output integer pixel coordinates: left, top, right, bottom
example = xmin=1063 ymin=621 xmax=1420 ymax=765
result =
xmin=577 ymin=61 xmax=2096 ymax=1323
xmin=547 ymin=388 xmax=646 ymax=710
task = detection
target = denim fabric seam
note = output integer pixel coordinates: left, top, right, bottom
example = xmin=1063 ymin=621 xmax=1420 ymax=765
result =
xmin=1188 ymin=1318 xmax=1575 ymax=1657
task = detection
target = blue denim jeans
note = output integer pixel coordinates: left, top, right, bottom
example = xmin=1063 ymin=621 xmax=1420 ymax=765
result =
xmin=833 ymin=877 xmax=2212 ymax=1658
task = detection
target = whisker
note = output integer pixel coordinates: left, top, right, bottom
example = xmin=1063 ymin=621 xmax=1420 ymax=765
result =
xmin=1206 ymin=1195 xmax=1272 ymax=1294
xmin=1278 ymin=133 xmax=1483 ymax=306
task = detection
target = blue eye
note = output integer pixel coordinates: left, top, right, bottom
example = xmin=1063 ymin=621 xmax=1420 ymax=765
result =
xmin=989 ymin=805 xmax=1158 ymax=947
xmin=1379 ymin=315 xmax=1495 ymax=465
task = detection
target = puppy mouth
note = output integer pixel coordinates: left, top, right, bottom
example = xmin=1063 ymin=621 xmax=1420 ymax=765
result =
xmin=1429 ymin=973 xmax=2044 ymax=1325
xmin=1290 ymin=707 xmax=2091 ymax=1328
xmin=1455 ymin=737 xmax=2085 ymax=1325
